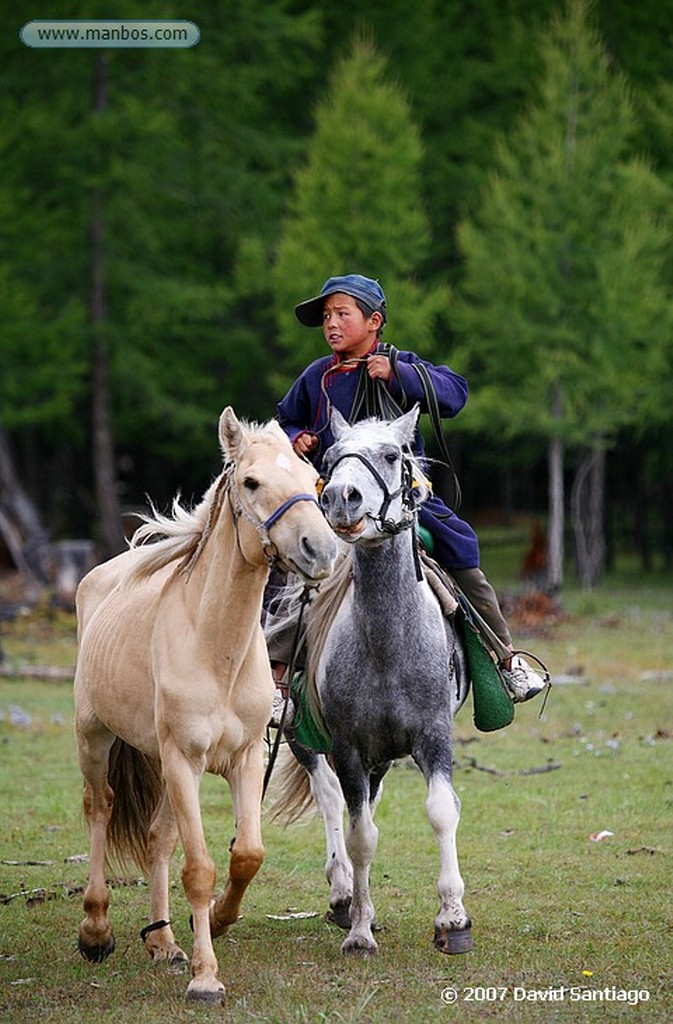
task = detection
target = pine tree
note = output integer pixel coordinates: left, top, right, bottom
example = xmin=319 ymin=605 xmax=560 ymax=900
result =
xmin=272 ymin=36 xmax=449 ymax=389
xmin=0 ymin=0 xmax=322 ymax=547
xmin=452 ymin=0 xmax=672 ymax=588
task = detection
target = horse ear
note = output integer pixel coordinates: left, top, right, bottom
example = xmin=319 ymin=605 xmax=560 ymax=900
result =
xmin=330 ymin=407 xmax=351 ymax=440
xmin=219 ymin=407 xmax=245 ymax=461
xmin=391 ymin=403 xmax=420 ymax=445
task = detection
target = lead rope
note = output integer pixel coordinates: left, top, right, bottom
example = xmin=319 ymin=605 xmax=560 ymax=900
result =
xmin=261 ymin=584 xmax=313 ymax=800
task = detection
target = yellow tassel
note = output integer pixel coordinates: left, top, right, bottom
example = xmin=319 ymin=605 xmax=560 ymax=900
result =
xmin=412 ymin=473 xmax=432 ymax=492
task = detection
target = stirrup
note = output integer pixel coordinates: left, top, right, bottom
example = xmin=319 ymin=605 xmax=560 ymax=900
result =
xmin=500 ymin=649 xmax=551 ymax=711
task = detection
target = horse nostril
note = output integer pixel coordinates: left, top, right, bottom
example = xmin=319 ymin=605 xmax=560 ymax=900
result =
xmin=321 ymin=483 xmax=362 ymax=514
xmin=301 ymin=536 xmax=316 ymax=560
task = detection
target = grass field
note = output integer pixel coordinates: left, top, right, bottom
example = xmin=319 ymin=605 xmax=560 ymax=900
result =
xmin=0 ymin=549 xmax=671 ymax=1023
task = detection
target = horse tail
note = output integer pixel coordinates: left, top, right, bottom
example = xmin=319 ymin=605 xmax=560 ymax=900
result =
xmin=106 ymin=738 xmax=164 ymax=875
xmin=266 ymin=746 xmax=316 ymax=825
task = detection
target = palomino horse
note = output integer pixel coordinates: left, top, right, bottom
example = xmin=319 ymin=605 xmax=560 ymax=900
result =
xmin=74 ymin=408 xmax=337 ymax=1003
xmin=269 ymin=406 xmax=472 ymax=957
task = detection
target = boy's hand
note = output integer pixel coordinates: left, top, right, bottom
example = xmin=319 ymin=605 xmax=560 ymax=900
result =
xmin=367 ymin=354 xmax=392 ymax=382
xmin=293 ymin=433 xmax=318 ymax=457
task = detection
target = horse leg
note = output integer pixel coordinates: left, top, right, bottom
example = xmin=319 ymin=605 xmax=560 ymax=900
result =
xmin=311 ymin=754 xmax=353 ymax=929
xmin=424 ymin=769 xmax=472 ymax=954
xmin=210 ymin=743 xmax=265 ymax=938
xmin=76 ymin=711 xmax=117 ymax=963
xmin=142 ymin=791 xmax=188 ymax=966
xmin=368 ymin=760 xmax=390 ymax=813
xmin=281 ymin=742 xmax=352 ymax=928
xmin=333 ymin=749 xmax=379 ymax=957
xmin=160 ymin=744 xmax=224 ymax=1004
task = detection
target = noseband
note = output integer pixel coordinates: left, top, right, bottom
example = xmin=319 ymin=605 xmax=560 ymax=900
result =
xmin=321 ymin=450 xmax=418 ymax=536
xmin=262 ymin=492 xmax=319 ymax=531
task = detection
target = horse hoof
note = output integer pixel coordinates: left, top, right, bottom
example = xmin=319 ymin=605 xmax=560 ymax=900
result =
xmin=186 ymin=980 xmax=225 ymax=1004
xmin=341 ymin=936 xmax=378 ymax=958
xmin=150 ymin=946 xmax=188 ymax=970
xmin=78 ymin=933 xmax=116 ymax=963
xmin=434 ymin=925 xmax=472 ymax=955
xmin=326 ymin=899 xmax=351 ymax=930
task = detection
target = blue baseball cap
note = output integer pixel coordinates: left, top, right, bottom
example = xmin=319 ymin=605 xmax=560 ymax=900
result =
xmin=294 ymin=274 xmax=387 ymax=327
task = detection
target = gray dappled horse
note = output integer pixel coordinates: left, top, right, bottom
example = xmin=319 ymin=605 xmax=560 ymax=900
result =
xmin=269 ymin=406 xmax=473 ymax=957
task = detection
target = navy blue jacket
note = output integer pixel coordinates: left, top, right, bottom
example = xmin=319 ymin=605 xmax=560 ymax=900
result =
xmin=277 ymin=346 xmax=480 ymax=569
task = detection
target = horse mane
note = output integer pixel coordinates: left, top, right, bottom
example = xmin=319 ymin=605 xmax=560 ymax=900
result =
xmin=123 ymin=473 xmax=231 ymax=585
xmin=123 ymin=418 xmax=287 ymax=586
xmin=304 ymin=553 xmax=352 ymax=727
xmin=264 ymin=548 xmax=352 ymax=736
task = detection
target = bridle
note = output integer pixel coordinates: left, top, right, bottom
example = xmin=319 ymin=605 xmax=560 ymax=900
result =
xmin=228 ymin=470 xmax=319 ymax=571
xmin=320 ymin=448 xmax=419 ymax=537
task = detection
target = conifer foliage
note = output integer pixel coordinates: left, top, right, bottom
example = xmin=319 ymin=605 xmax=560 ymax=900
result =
xmin=453 ymin=0 xmax=672 ymax=585
xmin=273 ymin=37 xmax=449 ymax=385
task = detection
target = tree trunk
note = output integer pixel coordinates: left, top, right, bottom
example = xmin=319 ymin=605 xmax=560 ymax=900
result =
xmin=547 ymin=436 xmax=564 ymax=592
xmin=0 ymin=427 xmax=52 ymax=597
xmin=90 ymin=52 xmax=124 ymax=558
xmin=546 ymin=384 xmax=565 ymax=592
xmin=571 ymin=444 xmax=606 ymax=589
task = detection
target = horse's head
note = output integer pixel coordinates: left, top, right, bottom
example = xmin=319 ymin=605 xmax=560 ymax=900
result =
xmin=320 ymin=405 xmax=429 ymax=544
xmin=219 ymin=408 xmax=338 ymax=581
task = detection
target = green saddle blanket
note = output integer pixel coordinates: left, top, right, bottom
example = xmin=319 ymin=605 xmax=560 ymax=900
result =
xmin=289 ymin=674 xmax=332 ymax=753
xmin=456 ymin=610 xmax=514 ymax=732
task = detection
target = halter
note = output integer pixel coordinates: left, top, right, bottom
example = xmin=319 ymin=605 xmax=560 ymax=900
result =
xmin=262 ymin=492 xmax=319 ymax=531
xmin=321 ymin=449 xmax=418 ymax=536
xmin=229 ymin=470 xmax=319 ymax=571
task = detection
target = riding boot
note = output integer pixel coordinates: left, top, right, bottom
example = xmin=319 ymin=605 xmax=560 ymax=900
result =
xmin=450 ymin=567 xmax=512 ymax=659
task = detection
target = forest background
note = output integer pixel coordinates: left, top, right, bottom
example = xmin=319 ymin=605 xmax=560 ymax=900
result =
xmin=1 ymin=0 xmax=672 ymax=596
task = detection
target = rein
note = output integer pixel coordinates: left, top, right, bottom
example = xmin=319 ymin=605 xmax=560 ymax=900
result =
xmin=349 ymin=343 xmax=462 ymax=509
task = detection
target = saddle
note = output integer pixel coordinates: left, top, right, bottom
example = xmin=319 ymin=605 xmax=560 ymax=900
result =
xmin=282 ymin=544 xmax=515 ymax=754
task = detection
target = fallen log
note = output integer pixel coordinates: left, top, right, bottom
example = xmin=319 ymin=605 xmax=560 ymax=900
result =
xmin=0 ymin=664 xmax=73 ymax=681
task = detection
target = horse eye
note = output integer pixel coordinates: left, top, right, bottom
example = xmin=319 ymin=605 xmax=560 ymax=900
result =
xmin=243 ymin=477 xmax=259 ymax=491
xmin=384 ymin=452 xmax=399 ymax=464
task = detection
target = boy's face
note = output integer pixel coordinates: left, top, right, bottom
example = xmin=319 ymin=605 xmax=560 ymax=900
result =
xmin=322 ymin=293 xmax=381 ymax=360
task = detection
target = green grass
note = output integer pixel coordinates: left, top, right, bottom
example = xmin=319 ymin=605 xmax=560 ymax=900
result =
xmin=1 ymin=563 xmax=672 ymax=1023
